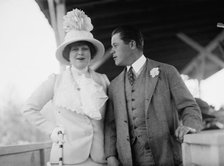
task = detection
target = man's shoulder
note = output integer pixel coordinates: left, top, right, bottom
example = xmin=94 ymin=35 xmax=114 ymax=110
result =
xmin=147 ymin=58 xmax=177 ymax=72
xmin=109 ymin=76 xmax=119 ymax=87
xmin=147 ymin=58 xmax=173 ymax=68
xmin=109 ymin=70 xmax=124 ymax=86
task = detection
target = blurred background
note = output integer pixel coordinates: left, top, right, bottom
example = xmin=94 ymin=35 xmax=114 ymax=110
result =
xmin=0 ymin=0 xmax=58 ymax=145
xmin=0 ymin=0 xmax=224 ymax=146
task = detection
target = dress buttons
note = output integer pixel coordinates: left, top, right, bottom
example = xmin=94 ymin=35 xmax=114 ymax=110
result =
xmin=131 ymin=98 xmax=135 ymax=101
xmin=131 ymin=89 xmax=135 ymax=93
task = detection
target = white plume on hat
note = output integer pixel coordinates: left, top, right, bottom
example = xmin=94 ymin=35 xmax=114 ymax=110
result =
xmin=56 ymin=9 xmax=105 ymax=65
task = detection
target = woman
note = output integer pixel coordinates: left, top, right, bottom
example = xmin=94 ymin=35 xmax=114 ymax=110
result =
xmin=21 ymin=9 xmax=109 ymax=166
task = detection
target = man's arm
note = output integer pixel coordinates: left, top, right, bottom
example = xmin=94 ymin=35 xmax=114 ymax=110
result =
xmin=167 ymin=66 xmax=203 ymax=140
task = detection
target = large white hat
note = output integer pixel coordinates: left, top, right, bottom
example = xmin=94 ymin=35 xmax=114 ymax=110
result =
xmin=56 ymin=9 xmax=105 ymax=65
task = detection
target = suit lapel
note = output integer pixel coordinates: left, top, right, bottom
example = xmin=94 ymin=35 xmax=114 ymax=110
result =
xmin=113 ymin=69 xmax=129 ymax=121
xmin=144 ymin=59 xmax=159 ymax=118
xmin=113 ymin=60 xmax=160 ymax=123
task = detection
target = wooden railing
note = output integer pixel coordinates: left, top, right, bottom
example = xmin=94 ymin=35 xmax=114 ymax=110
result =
xmin=1 ymin=129 xmax=224 ymax=166
xmin=182 ymin=129 xmax=224 ymax=166
xmin=0 ymin=142 xmax=51 ymax=166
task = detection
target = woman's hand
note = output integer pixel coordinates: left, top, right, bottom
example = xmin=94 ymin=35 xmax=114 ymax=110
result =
xmin=107 ymin=156 xmax=120 ymax=166
xmin=50 ymin=127 xmax=65 ymax=143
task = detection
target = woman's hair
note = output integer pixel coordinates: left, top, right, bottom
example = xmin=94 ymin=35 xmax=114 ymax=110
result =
xmin=112 ymin=25 xmax=144 ymax=51
xmin=63 ymin=41 xmax=96 ymax=62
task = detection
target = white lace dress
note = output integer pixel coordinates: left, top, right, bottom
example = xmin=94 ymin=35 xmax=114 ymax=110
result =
xmin=22 ymin=66 xmax=109 ymax=166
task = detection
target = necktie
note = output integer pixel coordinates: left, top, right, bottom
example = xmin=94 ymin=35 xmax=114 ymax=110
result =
xmin=127 ymin=66 xmax=135 ymax=86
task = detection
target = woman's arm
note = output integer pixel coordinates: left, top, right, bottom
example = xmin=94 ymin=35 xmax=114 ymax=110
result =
xmin=21 ymin=74 xmax=57 ymax=135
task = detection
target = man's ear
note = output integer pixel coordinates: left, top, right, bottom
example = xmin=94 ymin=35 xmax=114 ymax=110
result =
xmin=129 ymin=40 xmax=137 ymax=49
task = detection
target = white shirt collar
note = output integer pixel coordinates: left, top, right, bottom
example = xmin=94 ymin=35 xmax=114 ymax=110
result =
xmin=127 ymin=55 xmax=146 ymax=74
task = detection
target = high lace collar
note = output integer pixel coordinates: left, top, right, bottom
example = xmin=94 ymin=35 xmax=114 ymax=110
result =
xmin=71 ymin=66 xmax=88 ymax=76
xmin=53 ymin=67 xmax=108 ymax=120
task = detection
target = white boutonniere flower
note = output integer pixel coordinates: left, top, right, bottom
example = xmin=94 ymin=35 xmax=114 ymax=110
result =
xmin=150 ymin=67 xmax=160 ymax=78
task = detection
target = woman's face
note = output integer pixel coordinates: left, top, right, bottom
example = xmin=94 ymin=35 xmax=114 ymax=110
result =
xmin=69 ymin=43 xmax=91 ymax=70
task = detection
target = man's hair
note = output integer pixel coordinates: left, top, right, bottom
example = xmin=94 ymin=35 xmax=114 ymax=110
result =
xmin=63 ymin=41 xmax=96 ymax=62
xmin=112 ymin=25 xmax=144 ymax=51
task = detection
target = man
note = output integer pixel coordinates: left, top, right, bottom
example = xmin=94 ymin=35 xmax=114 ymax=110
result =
xmin=104 ymin=25 xmax=203 ymax=166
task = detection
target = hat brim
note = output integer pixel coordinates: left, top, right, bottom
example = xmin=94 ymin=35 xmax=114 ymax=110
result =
xmin=56 ymin=37 xmax=105 ymax=66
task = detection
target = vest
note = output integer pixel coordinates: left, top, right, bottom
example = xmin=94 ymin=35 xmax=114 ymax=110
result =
xmin=125 ymin=66 xmax=147 ymax=144
xmin=125 ymin=65 xmax=155 ymax=165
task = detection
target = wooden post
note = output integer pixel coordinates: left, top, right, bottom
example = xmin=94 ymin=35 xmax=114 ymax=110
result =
xmin=47 ymin=0 xmax=66 ymax=73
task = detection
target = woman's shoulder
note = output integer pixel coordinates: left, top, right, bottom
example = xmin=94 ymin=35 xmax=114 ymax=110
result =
xmin=48 ymin=73 xmax=57 ymax=79
xmin=45 ymin=73 xmax=61 ymax=82
xmin=42 ymin=72 xmax=64 ymax=88
xmin=90 ymin=70 xmax=110 ymax=87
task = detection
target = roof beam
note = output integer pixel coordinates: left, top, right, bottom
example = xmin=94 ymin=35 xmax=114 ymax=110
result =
xmin=90 ymin=48 xmax=112 ymax=70
xmin=177 ymin=31 xmax=224 ymax=78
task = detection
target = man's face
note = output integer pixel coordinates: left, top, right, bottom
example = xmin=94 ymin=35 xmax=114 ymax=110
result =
xmin=111 ymin=33 xmax=132 ymax=66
